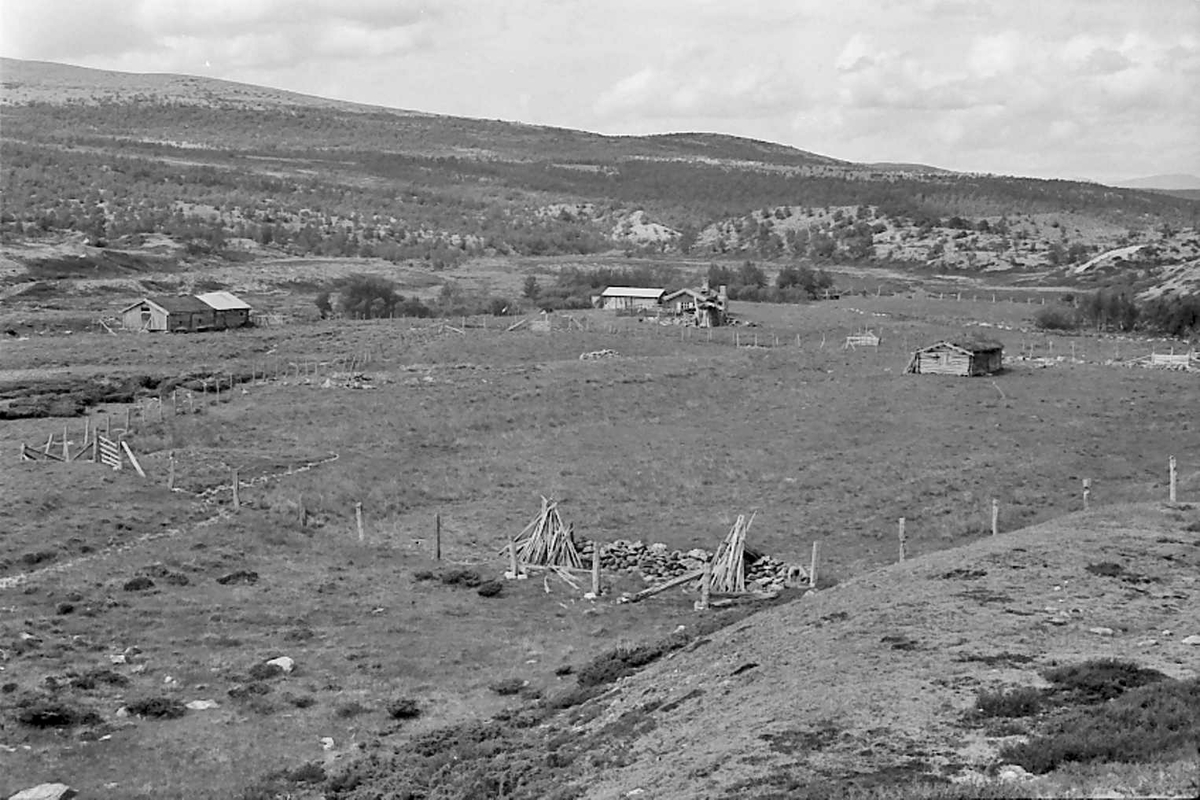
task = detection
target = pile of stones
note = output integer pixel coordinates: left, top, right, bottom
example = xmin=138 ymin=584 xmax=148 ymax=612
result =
xmin=578 ymin=538 xmax=806 ymax=593
xmin=579 ymin=349 xmax=619 ymax=360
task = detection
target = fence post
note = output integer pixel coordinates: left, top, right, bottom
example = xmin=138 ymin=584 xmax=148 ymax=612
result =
xmin=125 ymin=407 xmax=131 ymax=432
xmin=509 ymin=540 xmax=519 ymax=578
xmin=809 ymin=541 xmax=820 ymax=589
xmin=898 ymin=518 xmax=907 ymax=563
xmin=168 ymin=451 xmax=175 ymax=490
xmin=62 ymin=423 xmax=69 ymax=461
xmin=232 ymin=469 xmax=240 ymax=511
xmin=1083 ymin=478 xmax=1091 ymax=510
xmin=592 ymin=545 xmax=601 ymax=597
xmin=698 ymin=558 xmax=711 ymax=610
xmin=1169 ymin=456 xmax=1177 ymax=503
xmin=991 ymin=499 xmax=999 ymax=536
xmin=434 ymin=513 xmax=442 ymax=560
xmin=355 ymin=502 xmax=364 ymax=543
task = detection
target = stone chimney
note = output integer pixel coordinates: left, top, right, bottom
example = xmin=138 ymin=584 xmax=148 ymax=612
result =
xmin=718 ymin=284 xmax=728 ymax=304
xmin=701 ymin=277 xmax=710 ymax=293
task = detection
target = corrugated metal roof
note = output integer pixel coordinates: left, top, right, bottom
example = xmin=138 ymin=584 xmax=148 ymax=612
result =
xmin=196 ymin=291 xmax=251 ymax=311
xmin=601 ymin=286 xmax=664 ymax=299
xmin=920 ymin=337 xmax=1004 ymax=354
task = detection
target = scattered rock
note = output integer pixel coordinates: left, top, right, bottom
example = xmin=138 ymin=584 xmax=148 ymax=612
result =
xmin=8 ymin=784 xmax=78 ymax=800
xmin=216 ymin=570 xmax=259 ymax=586
xmin=1182 ymin=635 xmax=1200 ymax=646
xmin=266 ymin=656 xmax=295 ymax=674
xmin=476 ymin=580 xmax=503 ymax=598
xmin=997 ymin=764 xmax=1033 ymax=782
xmin=54 ymin=603 xmax=75 ymax=615
xmin=122 ymin=576 xmax=154 ymax=592
xmin=1088 ymin=627 xmax=1116 ymax=636
xmin=185 ymin=699 xmax=219 ymax=711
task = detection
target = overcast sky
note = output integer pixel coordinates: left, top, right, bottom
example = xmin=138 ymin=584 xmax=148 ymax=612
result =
xmin=2 ymin=0 xmax=1198 ymax=183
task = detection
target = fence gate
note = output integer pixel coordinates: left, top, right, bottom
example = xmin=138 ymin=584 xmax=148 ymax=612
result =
xmin=98 ymin=435 xmax=122 ymax=470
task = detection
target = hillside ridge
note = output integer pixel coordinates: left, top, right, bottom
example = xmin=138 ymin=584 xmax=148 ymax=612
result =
xmin=568 ymin=501 xmax=1200 ymax=799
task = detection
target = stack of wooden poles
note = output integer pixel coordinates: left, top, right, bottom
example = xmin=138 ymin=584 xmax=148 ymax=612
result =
xmin=710 ymin=513 xmax=754 ymax=593
xmin=512 ymin=497 xmax=582 ymax=568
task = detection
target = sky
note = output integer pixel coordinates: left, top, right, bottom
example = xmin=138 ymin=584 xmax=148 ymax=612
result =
xmin=2 ymin=0 xmax=1198 ymax=184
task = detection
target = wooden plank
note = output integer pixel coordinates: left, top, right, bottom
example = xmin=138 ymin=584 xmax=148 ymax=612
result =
xmin=121 ymin=441 xmax=147 ymax=478
xmin=629 ymin=568 xmax=704 ymax=603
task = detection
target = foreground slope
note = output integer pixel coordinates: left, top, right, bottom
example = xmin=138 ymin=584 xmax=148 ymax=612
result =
xmin=571 ymin=502 xmax=1200 ymax=799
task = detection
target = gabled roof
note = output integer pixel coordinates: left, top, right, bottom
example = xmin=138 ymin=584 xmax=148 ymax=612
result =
xmin=663 ymin=288 xmax=706 ymax=302
xmin=196 ymin=290 xmax=251 ymax=311
xmin=918 ymin=337 xmax=1004 ymax=354
xmin=121 ymin=295 xmax=213 ymax=315
xmin=601 ymin=286 xmax=665 ymax=299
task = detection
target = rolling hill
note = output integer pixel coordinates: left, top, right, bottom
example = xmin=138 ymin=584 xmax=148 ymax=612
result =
xmin=1 ymin=57 xmax=1198 ymax=304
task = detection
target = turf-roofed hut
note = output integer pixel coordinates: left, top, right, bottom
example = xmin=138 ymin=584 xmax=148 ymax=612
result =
xmin=905 ymin=337 xmax=1004 ymax=376
xmin=120 ymin=295 xmax=216 ymax=333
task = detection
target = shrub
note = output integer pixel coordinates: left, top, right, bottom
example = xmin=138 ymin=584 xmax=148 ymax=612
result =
xmin=122 ymin=576 xmax=155 ymax=591
xmin=1043 ymin=658 xmax=1166 ymax=703
xmin=248 ymin=662 xmax=285 ymax=681
xmin=476 ymin=580 xmax=503 ymax=597
xmin=1001 ymin=677 xmax=1199 ymax=773
xmin=335 ymin=700 xmax=369 ymax=718
xmin=488 ymin=678 xmax=526 ymax=696
xmin=440 ymin=569 xmax=483 ymax=588
xmin=286 ymin=693 xmax=317 ymax=708
xmin=975 ymin=687 xmax=1042 ymax=718
xmin=387 ymin=698 xmax=422 ymax=720
xmin=1034 ymin=306 xmax=1079 ymax=331
xmin=576 ymin=639 xmax=680 ymax=688
xmin=17 ymin=699 xmax=100 ymax=727
xmin=126 ymin=696 xmax=187 ymax=719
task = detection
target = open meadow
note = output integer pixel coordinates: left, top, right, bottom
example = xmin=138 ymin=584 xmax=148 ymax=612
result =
xmin=2 ymin=294 xmax=1198 ymax=798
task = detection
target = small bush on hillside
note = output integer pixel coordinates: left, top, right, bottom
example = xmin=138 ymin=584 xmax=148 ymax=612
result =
xmin=387 ymin=698 xmax=422 ymax=719
xmin=1034 ymin=306 xmax=1079 ymax=331
xmin=975 ymin=686 xmax=1042 ymax=718
xmin=440 ymin=569 xmax=483 ymax=588
xmin=248 ymin=662 xmax=285 ymax=681
xmin=335 ymin=700 xmax=370 ymax=718
xmin=1001 ymin=677 xmax=1199 ymax=773
xmin=489 ymin=678 xmax=526 ymax=696
xmin=127 ymin=696 xmax=187 ymax=719
xmin=1043 ymin=658 xmax=1167 ymax=702
xmin=476 ymin=580 xmax=503 ymax=597
xmin=17 ymin=698 xmax=100 ymax=727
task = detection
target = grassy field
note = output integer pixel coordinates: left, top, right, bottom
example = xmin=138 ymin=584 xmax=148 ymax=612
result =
xmin=1 ymin=294 xmax=1197 ymax=798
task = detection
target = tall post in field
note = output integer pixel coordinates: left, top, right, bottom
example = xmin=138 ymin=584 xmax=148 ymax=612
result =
xmin=168 ymin=451 xmax=175 ymax=490
xmin=355 ymin=502 xmax=364 ymax=543
xmin=809 ymin=541 xmax=820 ymax=589
xmin=124 ymin=407 xmax=131 ymax=433
xmin=591 ymin=545 xmax=601 ymax=597
xmin=1083 ymin=478 xmax=1091 ymax=510
xmin=509 ymin=540 xmax=519 ymax=578
xmin=434 ymin=513 xmax=442 ymax=560
xmin=1169 ymin=456 xmax=1177 ymax=503
xmin=62 ymin=423 xmax=69 ymax=461
xmin=232 ymin=469 xmax=240 ymax=511
xmin=898 ymin=518 xmax=907 ymax=563
xmin=991 ymin=499 xmax=999 ymax=536
xmin=698 ymin=558 xmax=711 ymax=611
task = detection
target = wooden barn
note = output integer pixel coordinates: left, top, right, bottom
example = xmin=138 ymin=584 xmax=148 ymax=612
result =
xmin=905 ymin=338 xmax=1004 ymax=376
xmin=662 ymin=279 xmax=728 ymax=327
xmin=600 ymin=286 xmax=665 ymax=312
xmin=120 ymin=295 xmax=216 ymax=333
xmin=196 ymin=291 xmax=252 ymax=329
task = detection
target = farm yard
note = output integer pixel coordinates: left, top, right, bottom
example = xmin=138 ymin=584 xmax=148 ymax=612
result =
xmin=1 ymin=294 xmax=1198 ymax=799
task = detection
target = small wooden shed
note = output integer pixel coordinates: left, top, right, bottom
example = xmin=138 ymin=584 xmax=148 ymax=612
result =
xmin=196 ymin=291 xmax=252 ymax=329
xmin=120 ymin=295 xmax=215 ymax=333
xmin=905 ymin=338 xmax=1004 ymax=376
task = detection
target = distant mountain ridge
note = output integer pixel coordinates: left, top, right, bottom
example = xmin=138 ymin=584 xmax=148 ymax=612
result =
xmin=1114 ymin=173 xmax=1200 ymax=191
